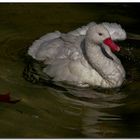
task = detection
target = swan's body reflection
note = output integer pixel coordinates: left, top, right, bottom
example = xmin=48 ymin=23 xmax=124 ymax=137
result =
xmin=47 ymin=84 xmax=127 ymax=138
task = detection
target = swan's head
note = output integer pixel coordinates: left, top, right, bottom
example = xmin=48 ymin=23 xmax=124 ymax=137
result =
xmin=86 ymin=24 xmax=120 ymax=52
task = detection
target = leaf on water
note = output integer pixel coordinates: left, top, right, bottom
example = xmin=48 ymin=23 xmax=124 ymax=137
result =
xmin=0 ymin=91 xmax=20 ymax=104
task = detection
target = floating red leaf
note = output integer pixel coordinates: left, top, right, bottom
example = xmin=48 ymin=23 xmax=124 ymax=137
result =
xmin=0 ymin=91 xmax=20 ymax=104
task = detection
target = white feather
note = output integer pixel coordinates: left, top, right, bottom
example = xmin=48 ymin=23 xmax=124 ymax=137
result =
xmin=102 ymin=22 xmax=127 ymax=40
xmin=28 ymin=31 xmax=61 ymax=59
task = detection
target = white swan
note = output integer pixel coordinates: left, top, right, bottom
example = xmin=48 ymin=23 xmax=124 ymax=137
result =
xmin=28 ymin=22 xmax=126 ymax=88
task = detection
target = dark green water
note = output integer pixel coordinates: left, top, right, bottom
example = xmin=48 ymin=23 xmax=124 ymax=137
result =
xmin=0 ymin=3 xmax=140 ymax=138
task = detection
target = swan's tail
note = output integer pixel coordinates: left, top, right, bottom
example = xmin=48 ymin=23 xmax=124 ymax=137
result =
xmin=23 ymin=63 xmax=40 ymax=84
xmin=23 ymin=56 xmax=68 ymax=91
xmin=23 ymin=57 xmax=52 ymax=84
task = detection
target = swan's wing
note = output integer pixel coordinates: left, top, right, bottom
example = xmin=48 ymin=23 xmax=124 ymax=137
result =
xmin=102 ymin=22 xmax=127 ymax=40
xmin=42 ymin=34 xmax=84 ymax=81
xmin=60 ymin=33 xmax=84 ymax=60
xmin=28 ymin=22 xmax=94 ymax=61
xmin=28 ymin=31 xmax=61 ymax=59
xmin=28 ymin=31 xmax=83 ymax=64
xmin=68 ymin=22 xmax=96 ymax=36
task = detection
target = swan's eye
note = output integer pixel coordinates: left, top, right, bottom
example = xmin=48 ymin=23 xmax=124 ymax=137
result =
xmin=98 ymin=33 xmax=103 ymax=36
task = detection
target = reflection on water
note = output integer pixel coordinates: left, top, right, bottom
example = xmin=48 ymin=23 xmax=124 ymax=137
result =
xmin=0 ymin=3 xmax=140 ymax=138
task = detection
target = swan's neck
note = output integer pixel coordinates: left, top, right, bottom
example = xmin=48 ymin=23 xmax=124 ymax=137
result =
xmin=85 ymin=38 xmax=125 ymax=88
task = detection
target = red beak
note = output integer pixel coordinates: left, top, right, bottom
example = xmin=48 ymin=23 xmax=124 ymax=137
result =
xmin=103 ymin=37 xmax=120 ymax=52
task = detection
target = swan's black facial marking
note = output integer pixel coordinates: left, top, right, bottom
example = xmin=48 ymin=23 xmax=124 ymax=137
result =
xmin=100 ymin=46 xmax=114 ymax=60
xmin=98 ymin=33 xmax=103 ymax=36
